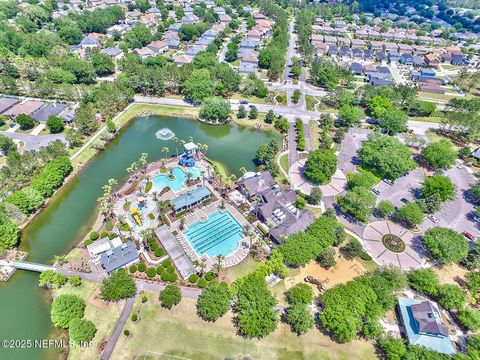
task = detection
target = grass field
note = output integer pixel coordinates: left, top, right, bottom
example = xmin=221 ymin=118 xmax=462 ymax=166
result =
xmin=308 ymin=119 xmax=320 ymax=149
xmin=55 ymin=281 xmax=124 ymax=360
xmin=408 ymin=116 xmax=444 ymax=124
xmin=280 ymin=153 xmax=289 ymax=174
xmin=110 ymin=296 xmax=377 ymax=360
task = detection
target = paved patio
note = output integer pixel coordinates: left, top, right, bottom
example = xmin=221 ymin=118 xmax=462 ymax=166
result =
xmin=289 ymin=158 xmax=347 ymax=197
xmin=362 ymin=221 xmax=426 ymax=269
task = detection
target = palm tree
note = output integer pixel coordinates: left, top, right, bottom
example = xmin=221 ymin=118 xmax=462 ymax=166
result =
xmin=215 ymin=254 xmax=224 ymax=274
xmin=200 ymin=170 xmax=206 ymax=186
xmin=179 ymin=216 xmax=186 ymax=230
xmin=202 ymin=143 xmax=208 ymax=157
xmin=198 ymin=260 xmax=207 ymax=276
xmin=187 ymin=136 xmax=194 ymax=143
xmin=157 ymin=200 xmax=171 ymax=215
xmin=229 ymin=173 xmax=237 ymax=190
xmin=162 ymin=147 xmax=169 ymax=163
xmin=172 ymin=136 xmax=180 ymax=158
xmin=239 ymin=167 xmax=247 ymax=175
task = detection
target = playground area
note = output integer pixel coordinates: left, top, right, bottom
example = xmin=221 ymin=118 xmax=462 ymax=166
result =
xmin=284 ymin=256 xmax=369 ymax=296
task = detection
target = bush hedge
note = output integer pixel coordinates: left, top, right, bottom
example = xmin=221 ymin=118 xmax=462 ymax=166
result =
xmin=167 ymin=266 xmax=175 ymax=274
xmin=137 ymin=262 xmax=146 ymax=272
xmin=100 ymin=232 xmax=108 ymax=239
xmin=162 ymin=259 xmax=172 ymax=268
xmin=129 ymin=264 xmax=137 ymax=273
xmin=154 ymin=248 xmax=165 ymax=257
xmin=147 ymin=267 xmax=156 ymax=278
xmin=198 ymin=278 xmax=208 ymax=288
xmin=205 ymin=272 xmax=215 ymax=281
xmin=145 ymin=182 xmax=152 ymax=192
xmin=30 ymin=156 xmax=73 ymax=198
xmin=156 ymin=266 xmax=164 ymax=275
xmin=131 ymin=313 xmax=138 ymax=322
xmin=189 ymin=274 xmax=199 ymax=283
xmin=89 ymin=231 xmax=99 ymax=241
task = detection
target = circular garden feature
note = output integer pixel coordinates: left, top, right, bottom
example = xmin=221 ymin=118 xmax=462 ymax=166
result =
xmin=381 ymin=234 xmax=406 ymax=253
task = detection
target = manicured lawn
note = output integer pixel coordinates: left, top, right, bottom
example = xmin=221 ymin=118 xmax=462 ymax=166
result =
xmin=305 ymin=95 xmax=320 ymax=111
xmin=418 ymin=91 xmax=462 ymax=102
xmin=308 ymin=119 xmax=320 ymax=149
xmin=0 ymin=124 xmax=9 ymax=131
xmin=225 ymin=255 xmax=262 ymax=282
xmin=232 ymin=113 xmax=273 ymax=130
xmin=55 ymin=280 xmax=123 ymax=360
xmin=230 ymin=93 xmax=270 ymax=105
xmin=280 ymin=153 xmax=289 ymax=174
xmin=111 ymin=296 xmax=377 ymax=360
xmin=425 ymin=130 xmax=461 ymax=151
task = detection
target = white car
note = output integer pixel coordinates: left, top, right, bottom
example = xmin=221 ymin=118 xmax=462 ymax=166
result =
xmin=383 ymin=179 xmax=394 ymax=186
xmin=428 ymin=215 xmax=439 ymax=223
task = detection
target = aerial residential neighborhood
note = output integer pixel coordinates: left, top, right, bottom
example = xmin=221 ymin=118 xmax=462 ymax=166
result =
xmin=0 ymin=0 xmax=479 ymax=359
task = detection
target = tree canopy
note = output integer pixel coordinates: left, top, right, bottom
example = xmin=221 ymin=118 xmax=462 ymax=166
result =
xmin=50 ymin=294 xmax=85 ymax=329
xmin=421 ymin=139 xmax=457 ymax=170
xmin=304 ymin=149 xmax=337 ymax=185
xmin=422 ymin=227 xmax=468 ymax=264
xmin=196 ymin=282 xmax=231 ymax=322
xmin=100 ymin=268 xmax=137 ymax=301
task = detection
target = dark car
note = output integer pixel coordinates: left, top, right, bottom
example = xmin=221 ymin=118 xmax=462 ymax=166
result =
xmin=400 ymin=198 xmax=409 ymax=204
xmin=239 ymin=100 xmax=249 ymax=105
xmin=463 ymin=231 xmax=476 ymax=241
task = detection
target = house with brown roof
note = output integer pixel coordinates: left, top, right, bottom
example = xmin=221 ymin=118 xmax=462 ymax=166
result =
xmin=3 ymin=100 xmax=45 ymax=118
xmin=0 ymin=98 xmax=19 ymax=115
xmin=148 ymin=40 xmax=169 ymax=54
xmin=173 ymin=54 xmax=193 ymax=66
xmin=425 ymin=53 xmax=440 ymax=68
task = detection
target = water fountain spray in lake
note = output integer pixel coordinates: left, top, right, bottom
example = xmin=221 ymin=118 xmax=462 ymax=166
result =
xmin=155 ymin=127 xmax=175 ymax=140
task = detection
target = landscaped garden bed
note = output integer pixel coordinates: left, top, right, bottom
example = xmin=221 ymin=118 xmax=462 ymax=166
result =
xmin=381 ymin=234 xmax=406 ymax=253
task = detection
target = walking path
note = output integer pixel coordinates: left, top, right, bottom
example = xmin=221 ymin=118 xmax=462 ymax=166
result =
xmin=287 ymin=121 xmax=298 ymax=166
xmin=303 ymin=122 xmax=313 ymax=151
xmin=101 ymin=296 xmax=136 ymax=360
xmin=30 ymin=123 xmax=45 ymax=135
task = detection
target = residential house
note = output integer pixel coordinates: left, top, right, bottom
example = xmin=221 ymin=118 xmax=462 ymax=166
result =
xmin=133 ymin=47 xmax=155 ymax=59
xmin=400 ymin=53 xmax=413 ymax=66
xmin=397 ymin=297 xmax=455 ymax=355
xmin=148 ymin=40 xmax=169 ymax=54
xmin=239 ymin=62 xmax=257 ymax=74
xmin=239 ymin=38 xmax=260 ymax=50
xmin=398 ymin=43 xmax=413 ymax=54
xmin=101 ymin=46 xmax=124 ymax=60
xmin=351 ymin=38 xmax=366 ymax=49
xmin=163 ymin=31 xmax=180 ymax=41
xmin=0 ymin=97 xmax=19 ymax=115
xmin=324 ymin=35 xmax=337 ymax=46
xmin=247 ymin=29 xmax=262 ymax=39
xmin=219 ymin=14 xmax=232 ymax=23
xmin=167 ymin=39 xmax=180 ymax=49
xmin=419 ymin=80 xmax=445 ymax=94
xmin=3 ymin=100 xmax=45 ymax=118
xmin=173 ymin=54 xmax=193 ymax=65
xmin=168 ymin=23 xmax=182 ymax=32
xmin=425 ymin=54 xmax=440 ymax=68
xmin=238 ymin=172 xmax=275 ymax=199
xmin=350 ymin=62 xmax=363 ymax=75
xmin=32 ymin=103 xmax=67 ymax=123
xmin=79 ymin=36 xmax=100 ymax=49
xmin=412 ymin=56 xmax=426 ymax=67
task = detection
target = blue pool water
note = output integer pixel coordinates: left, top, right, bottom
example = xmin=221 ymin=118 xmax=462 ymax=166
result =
xmin=184 ymin=211 xmax=244 ymax=257
xmin=152 ymin=166 xmax=201 ymax=192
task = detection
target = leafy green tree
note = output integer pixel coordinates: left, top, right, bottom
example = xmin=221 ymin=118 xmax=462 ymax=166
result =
xmin=50 ymin=294 xmax=85 ymax=328
xmin=465 ymin=272 xmax=480 ymax=300
xmin=457 ymin=307 xmax=480 ymax=331
xmin=379 ymin=108 xmax=408 ymax=135
xmin=338 ymin=105 xmax=364 ymax=127
xmin=294 ymin=197 xmax=306 ymax=210
xmin=46 ymin=116 xmax=65 ymax=134
xmin=74 ymin=102 xmax=98 ymax=135
xmin=347 ymin=170 xmax=378 ymax=190
xmin=62 ymin=58 xmax=95 ymax=84
xmin=235 ymin=275 xmax=278 ymax=338
xmin=58 ymin=26 xmax=83 ymax=45
xmin=106 ymin=119 xmax=116 ymax=133
xmin=462 ymin=242 xmax=480 ymax=270
xmin=287 ymin=283 xmax=314 ymax=306
xmin=30 ymin=156 xmax=72 ymax=197
xmin=248 ymin=105 xmax=258 ymax=120
xmin=377 ymin=336 xmax=407 ymax=360
xmin=91 ymin=52 xmax=115 ymax=76
xmin=265 ymin=110 xmax=275 ymax=124
xmin=185 ymin=69 xmax=214 ymax=103
xmin=0 ymin=211 xmax=19 ymax=249
xmin=292 ymin=89 xmax=301 ymax=104
xmin=5 ymin=186 xmax=44 ymax=214
xmin=421 ymin=139 xmax=457 ymax=170
xmin=199 ymin=97 xmax=231 ymax=123
xmin=100 ymin=269 xmax=137 ymax=301
xmin=436 ymin=284 xmax=466 ymax=310
xmin=422 ymin=227 xmax=468 ymax=264
xmin=395 ymin=202 xmax=424 ymax=228
xmin=285 ymin=304 xmax=314 ymax=334
xmin=341 ymin=239 xmax=365 ymax=260
xmin=338 ymin=186 xmax=376 ymax=222
xmin=421 ymin=175 xmax=455 ymax=202
xmin=69 ymin=275 xmax=82 ymax=287
xmin=69 ymin=318 xmax=97 ymax=344
xmin=308 ymin=186 xmax=322 ymax=205
xmin=358 ymin=133 xmax=416 ymax=180
xmin=0 ymin=134 xmax=16 ymax=155
xmin=304 ymin=149 xmax=337 ymax=185
xmin=407 ymin=268 xmax=439 ymax=296
xmin=197 ymin=283 xmax=230 ymax=322
xmin=38 ymin=270 xmax=68 ymax=289
xmin=377 ymin=200 xmax=395 ymax=218
xmin=159 ymin=284 xmax=182 ymax=310
xmin=318 ymin=248 xmax=336 ymax=269
xmin=367 ymin=95 xmax=393 ymax=119
xmin=16 ymin=114 xmax=36 ymax=130
xmin=237 ymin=105 xmax=246 ymax=119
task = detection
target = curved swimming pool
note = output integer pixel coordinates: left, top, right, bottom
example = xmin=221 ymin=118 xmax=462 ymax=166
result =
xmin=151 ymin=166 xmax=201 ymax=193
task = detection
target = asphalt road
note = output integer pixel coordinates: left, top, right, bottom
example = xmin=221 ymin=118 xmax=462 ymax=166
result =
xmin=0 ymin=131 xmax=67 ymax=151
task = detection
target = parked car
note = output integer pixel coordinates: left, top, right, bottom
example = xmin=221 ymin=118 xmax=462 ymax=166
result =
xmin=372 ymin=187 xmax=380 ymax=195
xmin=473 ymin=216 xmax=480 ymax=224
xmin=400 ymin=198 xmax=409 ymax=204
xmin=383 ymin=179 xmax=394 ymax=186
xmin=239 ymin=100 xmax=249 ymax=105
xmin=428 ymin=215 xmax=439 ymax=223
xmin=463 ymin=231 xmax=476 ymax=241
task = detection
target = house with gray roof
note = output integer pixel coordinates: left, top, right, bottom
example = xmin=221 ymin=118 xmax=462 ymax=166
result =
xmin=238 ymin=172 xmax=275 ymax=198
xmin=101 ymin=46 xmax=124 ymax=59
xmin=0 ymin=97 xmax=19 ymax=115
xmin=99 ymin=241 xmax=139 ymax=273
xmin=398 ymin=297 xmax=455 ymax=355
xmin=32 ymin=103 xmax=67 ymax=123
xmin=239 ymin=38 xmax=260 ymax=50
xmin=79 ymin=36 xmax=100 ymax=49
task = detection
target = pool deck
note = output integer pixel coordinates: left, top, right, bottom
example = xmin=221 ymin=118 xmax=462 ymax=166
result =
xmin=170 ymin=199 xmax=252 ymax=271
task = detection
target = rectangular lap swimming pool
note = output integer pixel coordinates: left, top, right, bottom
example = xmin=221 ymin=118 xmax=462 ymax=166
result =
xmin=183 ymin=211 xmax=244 ymax=257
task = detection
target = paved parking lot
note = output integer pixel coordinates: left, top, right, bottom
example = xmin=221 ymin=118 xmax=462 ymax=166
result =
xmin=421 ymin=163 xmax=479 ymax=237
xmin=374 ymin=169 xmax=425 ymax=208
xmin=337 ymin=128 xmax=372 ymax=175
